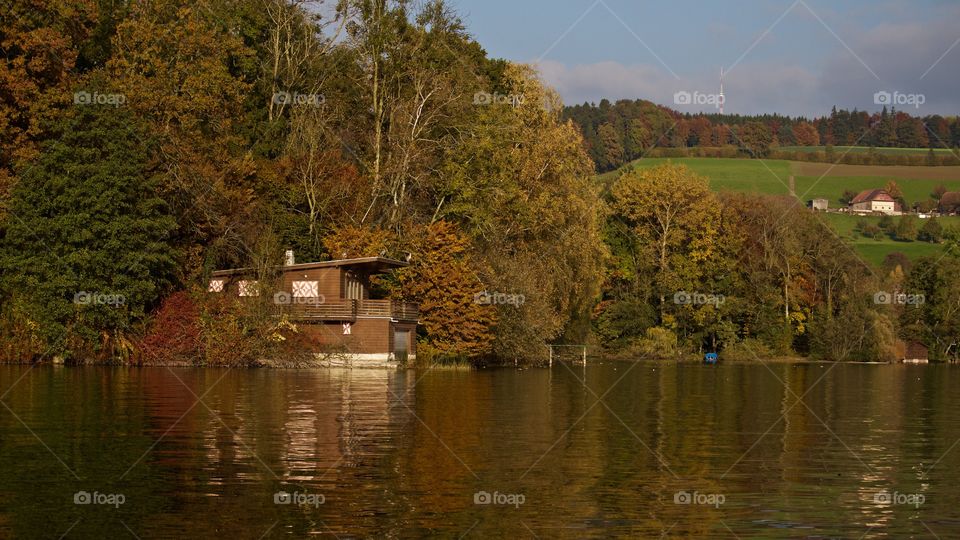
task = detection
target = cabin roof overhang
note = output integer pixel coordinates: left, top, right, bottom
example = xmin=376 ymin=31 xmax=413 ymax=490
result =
xmin=211 ymin=256 xmax=409 ymax=278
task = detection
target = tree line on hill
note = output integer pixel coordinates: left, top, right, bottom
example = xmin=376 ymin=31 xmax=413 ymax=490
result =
xmin=2 ymin=0 xmax=960 ymax=365
xmin=565 ymin=99 xmax=960 ymax=172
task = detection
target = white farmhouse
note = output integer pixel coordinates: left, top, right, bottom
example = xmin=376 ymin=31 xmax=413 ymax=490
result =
xmin=849 ymin=189 xmax=899 ymax=215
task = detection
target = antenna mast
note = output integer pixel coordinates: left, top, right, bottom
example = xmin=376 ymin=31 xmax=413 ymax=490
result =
xmin=719 ymin=67 xmax=725 ymax=115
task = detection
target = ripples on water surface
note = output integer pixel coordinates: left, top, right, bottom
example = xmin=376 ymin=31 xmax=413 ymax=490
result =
xmin=1 ymin=362 xmax=959 ymax=538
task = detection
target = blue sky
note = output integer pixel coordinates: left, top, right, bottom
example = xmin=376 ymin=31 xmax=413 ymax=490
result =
xmin=450 ymin=0 xmax=960 ymax=116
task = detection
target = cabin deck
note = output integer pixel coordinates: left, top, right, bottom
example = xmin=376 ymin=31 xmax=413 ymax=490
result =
xmin=285 ymin=299 xmax=419 ymax=323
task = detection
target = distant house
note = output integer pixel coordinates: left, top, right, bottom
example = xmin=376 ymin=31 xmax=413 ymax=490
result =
xmin=210 ymin=254 xmax=419 ymax=365
xmin=849 ymin=189 xmax=899 ymax=215
xmin=939 ymin=192 xmax=960 ymax=215
xmin=808 ymin=198 xmax=828 ymax=211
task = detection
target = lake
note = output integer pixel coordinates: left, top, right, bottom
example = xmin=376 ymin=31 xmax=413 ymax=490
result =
xmin=0 ymin=361 xmax=958 ymax=538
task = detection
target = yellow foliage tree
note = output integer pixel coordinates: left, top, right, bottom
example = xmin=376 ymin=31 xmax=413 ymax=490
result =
xmin=613 ymin=163 xmax=722 ymax=318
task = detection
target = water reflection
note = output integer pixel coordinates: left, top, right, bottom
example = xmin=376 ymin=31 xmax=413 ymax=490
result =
xmin=1 ymin=363 xmax=959 ymax=537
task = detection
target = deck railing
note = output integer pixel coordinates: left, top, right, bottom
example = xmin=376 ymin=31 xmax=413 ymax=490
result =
xmin=285 ymin=299 xmax=356 ymax=321
xmin=283 ymin=299 xmax=418 ymax=322
xmin=356 ymin=300 xmax=419 ymax=321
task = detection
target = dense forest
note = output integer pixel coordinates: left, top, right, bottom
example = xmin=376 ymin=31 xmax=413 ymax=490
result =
xmin=565 ymin=99 xmax=960 ymax=172
xmin=2 ymin=0 xmax=960 ymax=366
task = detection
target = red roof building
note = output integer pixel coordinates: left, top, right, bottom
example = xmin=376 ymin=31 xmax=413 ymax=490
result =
xmin=849 ymin=189 xmax=899 ymax=215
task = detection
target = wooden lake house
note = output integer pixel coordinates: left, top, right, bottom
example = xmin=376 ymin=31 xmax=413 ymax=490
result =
xmin=209 ymin=253 xmax=418 ymax=365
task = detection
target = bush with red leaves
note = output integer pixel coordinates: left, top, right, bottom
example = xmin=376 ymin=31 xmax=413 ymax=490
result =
xmin=135 ymin=291 xmax=203 ymax=366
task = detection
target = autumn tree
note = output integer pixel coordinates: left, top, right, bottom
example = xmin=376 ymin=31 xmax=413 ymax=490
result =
xmin=392 ymin=221 xmax=496 ymax=361
xmin=884 ymin=180 xmax=906 ymax=209
xmin=793 ymin=121 xmax=821 ymax=146
xmin=0 ymin=0 xmax=97 ymax=202
xmin=612 ymin=163 xmax=721 ymax=320
xmin=107 ymin=0 xmax=257 ymax=273
xmin=736 ymin=122 xmax=773 ymax=157
xmin=436 ymin=64 xmax=605 ymax=361
xmin=597 ymin=122 xmax=625 ymax=171
xmin=342 ymin=0 xmax=471 ymax=229
xmin=895 ymin=215 xmax=918 ymax=242
xmin=919 ymin=218 xmax=943 ymax=243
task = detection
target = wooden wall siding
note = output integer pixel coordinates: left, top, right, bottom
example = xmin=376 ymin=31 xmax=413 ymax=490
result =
xmin=280 ymin=268 xmax=341 ymax=299
xmin=213 ymin=267 xmax=388 ymax=303
xmin=300 ymin=319 xmax=391 ymax=354
xmin=298 ymin=320 xmax=417 ymax=356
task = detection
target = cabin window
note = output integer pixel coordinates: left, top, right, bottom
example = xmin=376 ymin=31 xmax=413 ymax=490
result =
xmin=292 ymin=281 xmax=319 ymax=298
xmin=208 ymin=279 xmax=225 ymax=293
xmin=238 ymin=280 xmax=259 ymax=297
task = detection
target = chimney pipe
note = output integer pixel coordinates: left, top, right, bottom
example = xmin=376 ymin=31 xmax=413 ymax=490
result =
xmin=284 ymin=250 xmax=295 ymax=266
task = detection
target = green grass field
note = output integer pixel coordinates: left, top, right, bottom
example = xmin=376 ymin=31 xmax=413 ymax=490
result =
xmin=794 ymin=175 xmax=959 ymax=208
xmin=781 ymin=145 xmax=959 ymax=156
xmin=598 ymin=157 xmax=793 ymax=194
xmin=603 ymin=157 xmax=960 ymax=266
xmin=818 ymin=213 xmax=954 ymax=266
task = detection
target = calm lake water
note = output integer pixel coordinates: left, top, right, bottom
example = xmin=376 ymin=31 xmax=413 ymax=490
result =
xmin=0 ymin=361 xmax=958 ymax=538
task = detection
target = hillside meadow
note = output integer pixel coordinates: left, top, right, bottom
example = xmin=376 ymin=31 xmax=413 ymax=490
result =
xmin=602 ymin=157 xmax=960 ymax=266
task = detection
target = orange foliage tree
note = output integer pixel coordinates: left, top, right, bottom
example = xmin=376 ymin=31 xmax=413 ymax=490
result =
xmin=393 ymin=221 xmax=496 ymax=361
xmin=322 ymin=225 xmax=392 ymax=259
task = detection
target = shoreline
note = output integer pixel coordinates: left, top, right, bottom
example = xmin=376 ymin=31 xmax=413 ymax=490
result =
xmin=0 ymin=355 xmax=938 ymax=369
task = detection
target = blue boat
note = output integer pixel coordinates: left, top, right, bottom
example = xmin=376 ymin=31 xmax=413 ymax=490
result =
xmin=704 ymin=352 xmax=718 ymax=365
